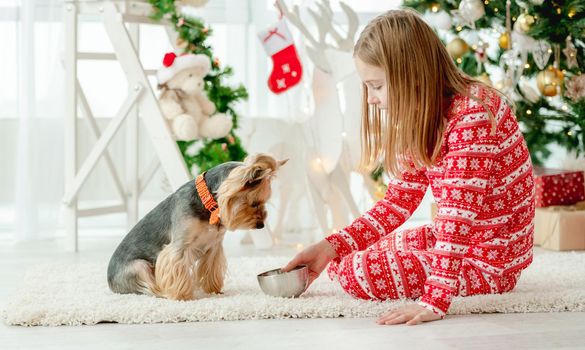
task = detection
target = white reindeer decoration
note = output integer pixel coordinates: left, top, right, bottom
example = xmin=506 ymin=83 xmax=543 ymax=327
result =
xmin=242 ymin=0 xmax=381 ymax=247
xmin=270 ymin=0 xmax=379 ymax=240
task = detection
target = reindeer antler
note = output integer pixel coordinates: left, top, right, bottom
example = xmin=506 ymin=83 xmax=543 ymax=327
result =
xmin=336 ymin=2 xmax=359 ymax=51
xmin=275 ymin=0 xmax=321 ymax=49
xmin=275 ymin=0 xmax=359 ymax=72
xmin=310 ymin=0 xmax=358 ymax=52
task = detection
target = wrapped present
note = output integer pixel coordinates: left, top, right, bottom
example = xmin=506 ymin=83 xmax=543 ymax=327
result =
xmin=534 ymin=167 xmax=585 ymax=207
xmin=430 ymin=202 xmax=438 ymax=220
xmin=533 ymin=201 xmax=585 ymax=251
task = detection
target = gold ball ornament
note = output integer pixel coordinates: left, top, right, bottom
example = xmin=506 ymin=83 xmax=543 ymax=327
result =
xmin=536 ymin=66 xmax=564 ymax=97
xmin=499 ymin=32 xmax=511 ymax=50
xmin=374 ymin=183 xmax=387 ymax=201
xmin=514 ymin=13 xmax=535 ymax=33
xmin=447 ymin=38 xmax=469 ymax=59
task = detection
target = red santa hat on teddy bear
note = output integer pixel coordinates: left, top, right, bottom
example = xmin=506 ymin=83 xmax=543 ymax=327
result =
xmin=156 ymin=52 xmax=211 ymax=85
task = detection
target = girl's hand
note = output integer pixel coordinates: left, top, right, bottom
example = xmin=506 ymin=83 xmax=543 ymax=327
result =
xmin=377 ymin=304 xmax=442 ymax=326
xmin=282 ymin=239 xmax=338 ymax=286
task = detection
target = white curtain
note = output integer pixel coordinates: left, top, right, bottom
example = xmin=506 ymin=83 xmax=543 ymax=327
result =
xmin=6 ymin=0 xmax=64 ymax=241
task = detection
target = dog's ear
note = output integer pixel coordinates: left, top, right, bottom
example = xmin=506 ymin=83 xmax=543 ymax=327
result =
xmin=244 ymin=165 xmax=272 ymax=188
xmin=277 ymin=159 xmax=289 ymax=168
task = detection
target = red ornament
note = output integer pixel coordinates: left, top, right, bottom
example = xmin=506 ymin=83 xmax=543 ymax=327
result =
xmin=163 ymin=52 xmax=177 ymax=67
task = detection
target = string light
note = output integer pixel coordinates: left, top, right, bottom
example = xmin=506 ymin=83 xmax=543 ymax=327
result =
xmin=524 ymin=63 xmax=530 ymax=69
xmin=456 ymin=58 xmax=462 ymax=64
xmin=456 ymin=26 xmax=463 ymax=31
xmin=494 ymin=8 xmax=499 ymax=13
xmin=562 ymin=105 xmax=568 ymax=111
xmin=484 ymin=0 xmax=489 ymax=4
xmin=526 ymin=109 xmax=532 ymax=115
xmin=568 ymin=8 xmax=576 ymax=18
xmin=431 ymin=4 xmax=439 ymax=12
xmin=556 ymin=8 xmax=562 ymax=15
xmin=568 ymin=131 xmax=573 ymax=136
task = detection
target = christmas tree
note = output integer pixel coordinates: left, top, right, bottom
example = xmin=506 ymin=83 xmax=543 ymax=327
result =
xmin=404 ymin=0 xmax=584 ymax=164
xmin=148 ymin=0 xmax=248 ymax=174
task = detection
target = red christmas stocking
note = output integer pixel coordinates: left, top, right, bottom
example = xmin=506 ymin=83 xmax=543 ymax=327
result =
xmin=257 ymin=18 xmax=303 ymax=94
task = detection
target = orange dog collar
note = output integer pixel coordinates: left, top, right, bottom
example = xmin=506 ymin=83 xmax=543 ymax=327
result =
xmin=196 ymin=172 xmax=220 ymax=225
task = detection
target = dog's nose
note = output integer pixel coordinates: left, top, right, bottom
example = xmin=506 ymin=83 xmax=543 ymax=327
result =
xmin=256 ymin=222 xmax=264 ymax=229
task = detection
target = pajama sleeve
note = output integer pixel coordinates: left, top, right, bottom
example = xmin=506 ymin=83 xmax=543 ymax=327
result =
xmin=325 ymin=168 xmax=429 ymax=259
xmin=418 ymin=112 xmax=498 ymax=317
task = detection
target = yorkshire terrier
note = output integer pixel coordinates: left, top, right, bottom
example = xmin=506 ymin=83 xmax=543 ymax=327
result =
xmin=107 ymin=153 xmax=287 ymax=300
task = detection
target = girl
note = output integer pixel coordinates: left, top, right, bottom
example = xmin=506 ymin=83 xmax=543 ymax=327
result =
xmin=283 ymin=9 xmax=535 ymax=326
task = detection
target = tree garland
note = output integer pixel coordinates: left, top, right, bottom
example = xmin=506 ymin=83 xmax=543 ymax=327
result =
xmin=149 ymin=0 xmax=248 ymax=174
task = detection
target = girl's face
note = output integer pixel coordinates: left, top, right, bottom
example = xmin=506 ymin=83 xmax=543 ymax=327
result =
xmin=355 ymin=57 xmax=387 ymax=110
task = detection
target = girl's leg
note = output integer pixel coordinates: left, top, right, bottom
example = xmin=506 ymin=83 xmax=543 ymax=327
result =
xmin=327 ymin=225 xmax=435 ymax=280
xmin=330 ymin=226 xmax=516 ymax=300
xmin=335 ymin=248 xmax=432 ymax=300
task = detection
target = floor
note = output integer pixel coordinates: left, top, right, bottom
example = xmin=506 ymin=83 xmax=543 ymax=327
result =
xmin=1 ymin=231 xmax=585 ymax=350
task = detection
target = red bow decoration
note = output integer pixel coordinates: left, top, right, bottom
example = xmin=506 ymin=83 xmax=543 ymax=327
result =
xmin=163 ymin=52 xmax=177 ymax=67
xmin=263 ymin=28 xmax=286 ymax=43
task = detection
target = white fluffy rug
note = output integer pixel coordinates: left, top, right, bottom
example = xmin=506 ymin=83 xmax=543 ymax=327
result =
xmin=3 ymin=252 xmax=585 ymax=326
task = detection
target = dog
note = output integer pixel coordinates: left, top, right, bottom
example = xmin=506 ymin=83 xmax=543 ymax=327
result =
xmin=107 ymin=153 xmax=287 ymax=300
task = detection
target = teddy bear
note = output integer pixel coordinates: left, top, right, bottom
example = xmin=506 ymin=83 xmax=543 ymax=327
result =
xmin=156 ymin=52 xmax=233 ymax=141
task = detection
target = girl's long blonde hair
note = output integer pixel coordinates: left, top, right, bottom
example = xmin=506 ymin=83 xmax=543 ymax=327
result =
xmin=355 ymin=9 xmax=497 ymax=178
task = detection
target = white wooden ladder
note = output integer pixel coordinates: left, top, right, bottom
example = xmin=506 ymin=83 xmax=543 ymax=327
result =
xmin=63 ymin=1 xmax=190 ymax=251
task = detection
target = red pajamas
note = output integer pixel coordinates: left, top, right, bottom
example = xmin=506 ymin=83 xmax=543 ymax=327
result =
xmin=326 ymin=85 xmax=535 ymax=317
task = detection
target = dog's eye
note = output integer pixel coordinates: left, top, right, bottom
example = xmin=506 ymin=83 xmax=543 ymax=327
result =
xmin=251 ymin=202 xmax=260 ymax=208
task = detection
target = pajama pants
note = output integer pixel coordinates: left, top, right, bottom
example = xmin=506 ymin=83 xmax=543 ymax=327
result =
xmin=327 ymin=225 xmax=521 ymax=301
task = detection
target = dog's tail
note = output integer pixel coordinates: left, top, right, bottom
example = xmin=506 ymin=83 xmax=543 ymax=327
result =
xmin=131 ymin=259 xmax=162 ymax=297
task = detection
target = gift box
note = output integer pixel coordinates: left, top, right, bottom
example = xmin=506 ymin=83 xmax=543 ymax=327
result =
xmin=533 ymin=201 xmax=585 ymax=251
xmin=534 ymin=167 xmax=585 ymax=208
xmin=430 ymin=202 xmax=438 ymax=220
